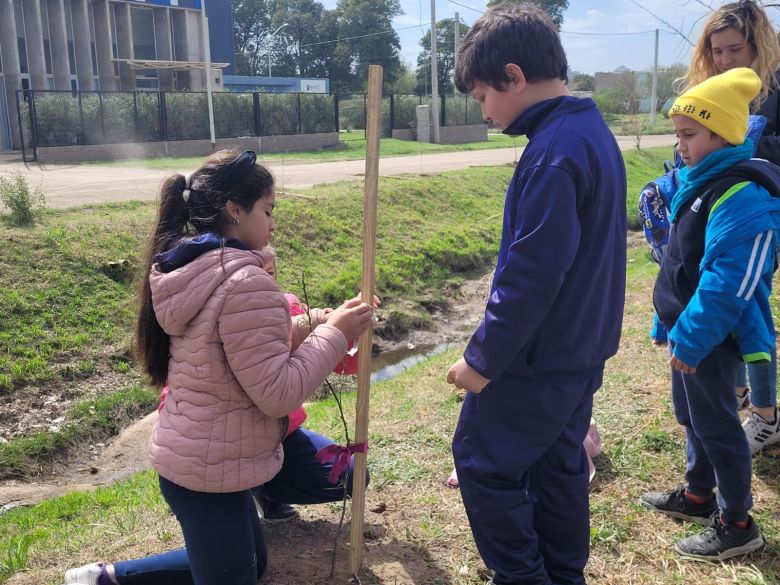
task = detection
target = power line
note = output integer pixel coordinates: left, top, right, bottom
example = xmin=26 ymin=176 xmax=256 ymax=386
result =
xmin=444 ymin=0 xmax=481 ymax=15
xmin=299 ymin=22 xmax=431 ymax=48
xmin=443 ymin=0 xmax=672 ymax=37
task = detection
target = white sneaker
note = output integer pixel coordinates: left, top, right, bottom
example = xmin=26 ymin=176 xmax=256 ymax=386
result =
xmin=743 ymin=408 xmax=780 ymax=455
xmin=63 ymin=563 xmax=102 ymax=585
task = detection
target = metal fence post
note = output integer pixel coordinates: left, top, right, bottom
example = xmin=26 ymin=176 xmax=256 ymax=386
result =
xmin=29 ymin=90 xmax=40 ymax=155
xmin=159 ymin=91 xmax=167 ymax=141
xmin=334 ymin=94 xmax=339 ymax=132
xmin=363 ymin=92 xmax=367 ymax=138
xmin=77 ymin=90 xmax=85 ymax=144
xmin=440 ymin=93 xmax=446 ymax=127
xmin=297 ymin=92 xmax=302 ymax=134
xmin=253 ymin=92 xmax=261 ymax=136
xmin=133 ymin=91 xmax=139 ymax=142
xmin=389 ymin=93 xmax=395 ymax=132
xmin=15 ymin=91 xmax=30 ymax=162
xmin=98 ymin=92 xmax=106 ymax=143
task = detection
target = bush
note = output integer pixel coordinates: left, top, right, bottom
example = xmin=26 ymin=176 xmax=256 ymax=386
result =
xmin=0 ymin=173 xmax=46 ymax=226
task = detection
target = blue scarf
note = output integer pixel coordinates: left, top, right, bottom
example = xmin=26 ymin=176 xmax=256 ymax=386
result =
xmin=669 ymin=140 xmax=754 ymax=223
xmin=155 ymin=233 xmax=248 ymax=273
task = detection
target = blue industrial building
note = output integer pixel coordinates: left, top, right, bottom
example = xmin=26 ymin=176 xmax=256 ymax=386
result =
xmin=0 ymin=0 xmax=235 ymax=150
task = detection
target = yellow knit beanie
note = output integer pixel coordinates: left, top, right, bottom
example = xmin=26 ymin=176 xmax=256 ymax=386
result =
xmin=668 ymin=67 xmax=761 ymax=145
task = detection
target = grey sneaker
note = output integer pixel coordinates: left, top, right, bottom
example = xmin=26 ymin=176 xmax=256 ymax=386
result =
xmin=676 ymin=515 xmax=764 ymax=561
xmin=639 ymin=487 xmax=717 ymax=524
xmin=743 ymin=408 xmax=780 ymax=455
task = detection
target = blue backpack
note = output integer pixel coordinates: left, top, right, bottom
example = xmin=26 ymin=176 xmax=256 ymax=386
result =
xmin=638 ymin=115 xmax=769 ymax=265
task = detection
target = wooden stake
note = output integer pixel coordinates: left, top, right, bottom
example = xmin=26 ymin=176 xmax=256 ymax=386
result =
xmin=350 ymin=64 xmax=383 ymax=577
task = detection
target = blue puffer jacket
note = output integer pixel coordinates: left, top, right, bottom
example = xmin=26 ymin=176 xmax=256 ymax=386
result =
xmin=658 ymin=142 xmax=780 ymax=367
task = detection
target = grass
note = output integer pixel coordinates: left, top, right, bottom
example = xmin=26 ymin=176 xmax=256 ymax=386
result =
xmin=0 ymin=146 xmax=672 ymax=478
xmin=2 ymin=248 xmax=779 ymax=584
xmin=0 ymin=386 xmax=157 ymax=479
xmin=606 ymin=113 xmax=676 ymax=136
xmin=85 ymin=133 xmax=527 ymax=169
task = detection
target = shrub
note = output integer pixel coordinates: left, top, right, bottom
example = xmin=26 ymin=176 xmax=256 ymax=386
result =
xmin=0 ymin=173 xmax=46 ymax=226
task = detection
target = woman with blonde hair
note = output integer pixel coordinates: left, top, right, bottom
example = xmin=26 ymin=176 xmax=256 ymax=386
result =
xmin=685 ymin=0 xmax=780 ymax=160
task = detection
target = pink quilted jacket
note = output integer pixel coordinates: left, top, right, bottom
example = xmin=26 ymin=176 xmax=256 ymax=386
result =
xmin=148 ymin=247 xmax=348 ymax=493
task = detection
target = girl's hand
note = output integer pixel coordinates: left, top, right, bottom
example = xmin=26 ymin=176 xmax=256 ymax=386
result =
xmin=328 ymin=296 xmax=373 ymax=341
xmin=670 ymin=354 xmax=696 ymax=374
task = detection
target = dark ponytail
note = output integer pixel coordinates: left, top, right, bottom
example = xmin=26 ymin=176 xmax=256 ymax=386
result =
xmin=136 ymin=173 xmax=192 ymax=387
xmin=135 ymin=149 xmax=275 ymax=388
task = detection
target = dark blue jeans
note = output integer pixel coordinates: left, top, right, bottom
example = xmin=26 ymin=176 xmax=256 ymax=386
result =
xmin=113 ymin=427 xmax=362 ymax=585
xmin=453 ymin=372 xmax=601 ymax=585
xmin=735 ymin=349 xmax=777 ymax=408
xmin=672 ymin=340 xmax=753 ymax=522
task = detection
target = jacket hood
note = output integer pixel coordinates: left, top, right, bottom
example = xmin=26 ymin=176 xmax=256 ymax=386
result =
xmin=503 ymin=96 xmax=597 ymax=139
xmin=150 ymin=245 xmax=274 ymax=337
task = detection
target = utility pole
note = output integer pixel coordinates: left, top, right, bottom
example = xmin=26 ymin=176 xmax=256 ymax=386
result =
xmin=430 ymin=0 xmax=440 ymax=143
xmin=200 ymin=0 xmax=215 ymax=147
xmin=454 ymin=11 xmax=460 ymax=93
xmin=650 ymin=28 xmax=659 ymax=128
xmin=267 ymin=23 xmax=288 ymax=77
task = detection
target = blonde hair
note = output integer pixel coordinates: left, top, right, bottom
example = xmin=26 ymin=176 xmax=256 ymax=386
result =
xmin=684 ymin=0 xmax=780 ymax=108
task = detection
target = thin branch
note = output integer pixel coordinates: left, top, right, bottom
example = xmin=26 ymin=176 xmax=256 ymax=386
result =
xmin=298 ymin=273 xmax=353 ymax=580
xmin=627 ymin=0 xmax=695 ymax=47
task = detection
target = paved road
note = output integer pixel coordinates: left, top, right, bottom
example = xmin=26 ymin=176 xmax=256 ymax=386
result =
xmin=0 ymin=134 xmax=676 ymax=209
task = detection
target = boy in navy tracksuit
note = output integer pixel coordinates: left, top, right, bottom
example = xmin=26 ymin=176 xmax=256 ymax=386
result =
xmin=444 ymin=5 xmax=626 ymax=584
xmin=641 ymin=67 xmax=780 ymax=560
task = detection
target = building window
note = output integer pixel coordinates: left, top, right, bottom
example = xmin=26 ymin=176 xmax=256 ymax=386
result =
xmin=17 ymin=38 xmax=28 ymax=74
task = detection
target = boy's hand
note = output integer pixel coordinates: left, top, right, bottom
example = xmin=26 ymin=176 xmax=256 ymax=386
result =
xmin=670 ymin=355 xmax=696 ymax=374
xmin=446 ymin=358 xmax=490 ymax=393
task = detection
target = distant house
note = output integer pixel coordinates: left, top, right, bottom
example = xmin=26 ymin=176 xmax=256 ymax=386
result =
xmin=593 ymin=70 xmax=636 ymax=93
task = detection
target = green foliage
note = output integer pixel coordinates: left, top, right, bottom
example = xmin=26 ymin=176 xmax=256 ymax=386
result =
xmin=0 ymin=173 xmax=46 ymax=226
xmin=624 ymin=147 xmax=673 ymax=231
xmin=415 ymin=18 xmax=471 ymax=96
xmin=570 ymin=72 xmax=594 ymax=92
xmin=595 ymin=87 xmax=634 ymax=115
xmin=486 ymin=0 xmax=569 ymax=28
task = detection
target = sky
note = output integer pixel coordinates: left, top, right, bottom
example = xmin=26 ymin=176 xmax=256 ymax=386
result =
xmin=318 ymin=0 xmax=780 ymax=75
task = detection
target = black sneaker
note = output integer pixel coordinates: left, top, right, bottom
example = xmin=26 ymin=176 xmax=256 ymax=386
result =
xmin=676 ymin=515 xmax=764 ymax=561
xmin=639 ymin=487 xmax=717 ymax=524
xmin=260 ymin=500 xmax=300 ymax=524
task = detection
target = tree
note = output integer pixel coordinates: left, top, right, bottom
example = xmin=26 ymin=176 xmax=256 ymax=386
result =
xmin=639 ymin=63 xmax=688 ymax=114
xmin=390 ymin=61 xmax=417 ymax=94
xmin=415 ymin=18 xmax=471 ymax=95
xmin=327 ymin=0 xmax=404 ymax=92
xmin=267 ymin=0 xmax=328 ymax=77
xmin=485 ymin=0 xmax=569 ymax=28
xmin=233 ymin=0 xmax=272 ymax=75
xmin=570 ymin=72 xmax=594 ymax=92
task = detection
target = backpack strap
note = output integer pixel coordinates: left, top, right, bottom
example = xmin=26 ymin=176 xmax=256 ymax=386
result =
xmin=711 ymin=158 xmax=780 ymax=197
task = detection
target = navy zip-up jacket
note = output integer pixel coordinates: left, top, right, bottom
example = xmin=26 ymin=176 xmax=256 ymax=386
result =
xmin=463 ymin=96 xmax=627 ymax=383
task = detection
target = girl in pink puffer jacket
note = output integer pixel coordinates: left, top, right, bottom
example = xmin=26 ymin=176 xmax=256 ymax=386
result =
xmin=120 ymin=150 xmax=373 ymax=585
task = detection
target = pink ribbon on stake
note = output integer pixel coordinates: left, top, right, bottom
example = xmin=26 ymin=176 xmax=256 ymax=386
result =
xmin=315 ymin=442 xmax=369 ymax=484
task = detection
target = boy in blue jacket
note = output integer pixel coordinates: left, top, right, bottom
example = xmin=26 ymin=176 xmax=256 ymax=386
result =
xmin=444 ymin=4 xmax=626 ymax=583
xmin=641 ymin=67 xmax=780 ymax=560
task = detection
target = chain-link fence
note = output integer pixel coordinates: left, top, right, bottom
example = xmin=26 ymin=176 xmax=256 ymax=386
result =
xmin=334 ymin=93 xmax=481 ymax=141
xmin=17 ymin=90 xmax=483 ymax=161
xmin=17 ymin=90 xmax=339 ymax=161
